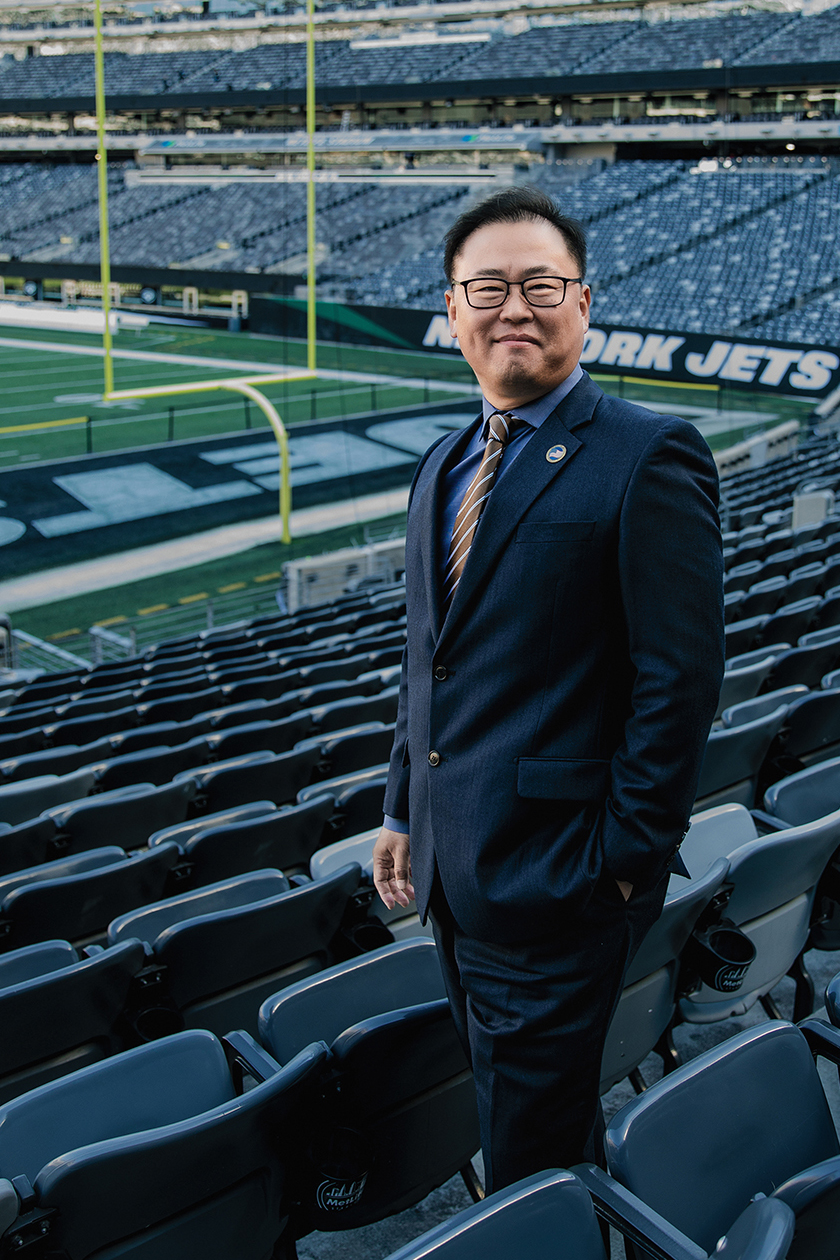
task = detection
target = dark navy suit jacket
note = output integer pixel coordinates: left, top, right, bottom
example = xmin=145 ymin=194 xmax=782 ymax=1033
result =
xmin=384 ymin=372 xmax=725 ymax=944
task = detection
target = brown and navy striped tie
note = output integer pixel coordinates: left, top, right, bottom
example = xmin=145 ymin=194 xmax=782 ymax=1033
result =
xmin=443 ymin=410 xmax=519 ymax=611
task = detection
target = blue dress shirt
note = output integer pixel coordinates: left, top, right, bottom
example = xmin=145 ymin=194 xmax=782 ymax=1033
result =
xmin=384 ymin=364 xmax=584 ymax=836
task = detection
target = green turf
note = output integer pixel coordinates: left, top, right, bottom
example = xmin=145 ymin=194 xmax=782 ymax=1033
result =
xmin=0 ymin=323 xmax=813 ymax=468
xmin=0 ymin=326 xmax=476 ymax=468
xmin=12 ymin=511 xmax=408 ymax=647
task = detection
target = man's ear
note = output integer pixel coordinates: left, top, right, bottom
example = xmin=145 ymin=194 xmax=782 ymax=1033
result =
xmin=580 ymin=284 xmax=592 ymax=332
xmin=445 ymin=288 xmax=457 ymax=337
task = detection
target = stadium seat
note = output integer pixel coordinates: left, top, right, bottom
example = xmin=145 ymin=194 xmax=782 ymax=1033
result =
xmin=761 ymin=687 xmax=840 ymax=776
xmin=301 ymin=723 xmax=396 ymax=780
xmin=758 ymin=596 xmax=822 ymax=648
xmin=135 ymin=687 xmax=225 ymax=725
xmin=229 ymin=936 xmax=481 ymax=1231
xmin=0 ymin=769 xmax=97 ymax=827
xmin=599 ymin=857 xmax=731 ymax=1092
xmin=602 ymin=1019 xmax=840 ymax=1260
xmin=0 ymin=1030 xmax=327 ymax=1260
xmin=147 ymin=800 xmax=277 ymax=850
xmin=724 ymin=615 xmax=768 ymax=658
xmin=383 ymin=1168 xmax=793 ymax=1260
xmin=177 ymin=745 xmax=321 ymax=814
xmin=309 ymin=686 xmax=400 ymax=732
xmin=44 ymin=779 xmax=197 ymax=855
xmin=88 ymin=738 xmax=209 ymax=792
xmin=715 ymin=653 xmax=780 ymax=718
xmin=0 ymin=816 xmax=60 ymax=876
xmin=0 ymin=727 xmax=46 ymax=761
xmin=693 ymin=705 xmax=787 ymax=810
xmin=783 ymin=562 xmax=828 ymax=604
xmin=719 ymin=684 xmax=808 ymax=727
xmin=0 ymin=937 xmax=146 ymax=1103
xmin=738 ymin=575 xmax=788 ymax=619
xmin=0 ymin=842 xmax=182 ymax=951
xmin=203 ymin=711 xmax=314 ymax=760
xmin=43 ymin=706 xmax=139 ymax=748
xmin=676 ymin=801 xmax=840 ymax=1022
xmin=760 ymin=634 xmax=840 ymax=691
xmin=0 ymin=738 xmax=116 ymax=784
xmin=171 ymin=795 xmax=335 ymax=885
xmin=108 ymin=863 xmax=361 ymax=1036
xmin=107 ymin=713 xmax=215 ymax=754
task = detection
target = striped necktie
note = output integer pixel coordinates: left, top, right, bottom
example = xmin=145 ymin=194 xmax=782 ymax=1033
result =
xmin=443 ymin=411 xmax=519 ymax=611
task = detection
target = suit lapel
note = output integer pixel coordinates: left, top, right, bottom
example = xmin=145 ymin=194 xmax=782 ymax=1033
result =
xmin=438 ymin=376 xmax=602 ymax=647
xmin=412 ymin=417 xmax=482 ymax=637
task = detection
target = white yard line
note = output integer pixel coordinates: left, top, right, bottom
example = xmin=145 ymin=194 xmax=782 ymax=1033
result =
xmin=0 ymin=334 xmax=478 ymax=394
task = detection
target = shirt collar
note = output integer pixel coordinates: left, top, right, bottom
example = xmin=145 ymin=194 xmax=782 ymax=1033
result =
xmin=481 ymin=362 xmax=584 ymax=432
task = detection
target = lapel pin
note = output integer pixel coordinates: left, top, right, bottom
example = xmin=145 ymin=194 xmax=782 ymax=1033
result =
xmin=546 ymin=444 xmax=567 ymax=463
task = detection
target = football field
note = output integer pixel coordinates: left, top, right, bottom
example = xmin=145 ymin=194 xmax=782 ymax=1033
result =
xmin=0 ymin=324 xmax=478 ymax=469
xmin=0 ymin=322 xmax=815 ymax=469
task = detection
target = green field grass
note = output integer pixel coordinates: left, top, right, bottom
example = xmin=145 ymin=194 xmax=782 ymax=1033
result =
xmin=0 ymin=324 xmax=814 ymax=468
xmin=0 ymin=324 xmax=478 ymax=468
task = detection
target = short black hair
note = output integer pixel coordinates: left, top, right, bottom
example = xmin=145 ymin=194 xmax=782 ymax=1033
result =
xmin=443 ymin=185 xmax=587 ymax=283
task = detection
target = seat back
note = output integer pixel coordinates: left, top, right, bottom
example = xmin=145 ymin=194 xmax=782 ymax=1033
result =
xmin=186 ymin=795 xmax=335 ymax=884
xmin=0 ymin=939 xmax=77 ymax=988
xmin=5 ymin=1032 xmax=328 ymax=1260
xmin=723 ymin=811 xmax=840 ymax=924
xmin=720 ymin=685 xmax=808 ymax=728
xmin=380 ymin=1171 xmax=606 ymax=1260
xmin=764 ymin=755 xmax=840 ymax=824
xmin=694 ymin=708 xmax=787 ymax=809
xmin=108 ymin=869 xmax=290 ymax=946
xmin=152 ymin=863 xmax=362 ymax=1034
xmin=204 ymin=712 xmax=314 ymax=760
xmin=260 ymin=937 xmax=446 ymax=1064
xmin=0 ymin=938 xmax=147 ymax=1101
xmin=605 ymin=1022 xmax=839 ymax=1254
xmin=0 ymin=768 xmax=97 ymax=827
xmin=762 ymin=636 xmax=840 ymax=692
xmin=0 ymin=842 xmax=181 ymax=949
xmin=0 ymin=738 xmax=115 ymax=785
xmin=600 ymin=859 xmax=731 ymax=1092
xmin=50 ymin=779 xmax=197 ymax=854
xmin=681 ymin=803 xmax=759 ymax=880
xmin=92 ymin=738 xmax=208 ymax=791
xmin=299 ymin=999 xmax=478 ymax=1231
xmin=0 ymin=816 xmax=58 ymax=876
xmin=148 ymin=801 xmax=276 ymax=848
xmin=185 ymin=746 xmax=322 ymax=813
xmin=782 ymin=689 xmax=840 ymax=762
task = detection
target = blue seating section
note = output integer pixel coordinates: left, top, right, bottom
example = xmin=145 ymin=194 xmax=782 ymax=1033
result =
xmin=3 ymin=5 xmax=840 ymax=102
xmin=0 ymin=153 xmax=837 ymax=344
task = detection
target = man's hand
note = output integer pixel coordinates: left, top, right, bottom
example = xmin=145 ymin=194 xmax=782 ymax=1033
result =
xmin=373 ymin=827 xmax=415 ymax=910
xmin=617 ymin=880 xmax=633 ymax=901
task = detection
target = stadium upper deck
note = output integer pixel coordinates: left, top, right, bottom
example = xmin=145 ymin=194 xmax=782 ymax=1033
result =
xmin=0 ymin=8 xmax=838 ymax=100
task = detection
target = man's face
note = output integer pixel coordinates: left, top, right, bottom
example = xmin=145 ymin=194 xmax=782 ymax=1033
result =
xmin=445 ymin=217 xmax=591 ymax=409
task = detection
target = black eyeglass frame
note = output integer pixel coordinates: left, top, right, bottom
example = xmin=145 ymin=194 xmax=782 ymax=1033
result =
xmin=453 ymin=275 xmax=585 ymax=309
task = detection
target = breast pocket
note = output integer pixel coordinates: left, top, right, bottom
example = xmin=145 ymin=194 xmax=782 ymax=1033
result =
xmin=515 ymin=521 xmax=596 ymax=544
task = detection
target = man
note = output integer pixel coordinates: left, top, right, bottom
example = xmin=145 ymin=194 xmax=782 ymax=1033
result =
xmin=372 ymin=186 xmax=724 ymax=1193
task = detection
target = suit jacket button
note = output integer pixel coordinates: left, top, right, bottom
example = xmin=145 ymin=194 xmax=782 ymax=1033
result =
xmin=433 ymin=666 xmax=448 ymax=681
xmin=428 ymin=750 xmax=441 ymax=766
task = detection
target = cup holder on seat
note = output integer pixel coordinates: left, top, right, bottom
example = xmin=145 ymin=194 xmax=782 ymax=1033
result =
xmin=683 ymin=918 xmax=756 ymax=993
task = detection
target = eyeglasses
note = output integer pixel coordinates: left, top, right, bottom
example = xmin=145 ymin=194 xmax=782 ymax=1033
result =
xmin=454 ymin=275 xmax=584 ymax=309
